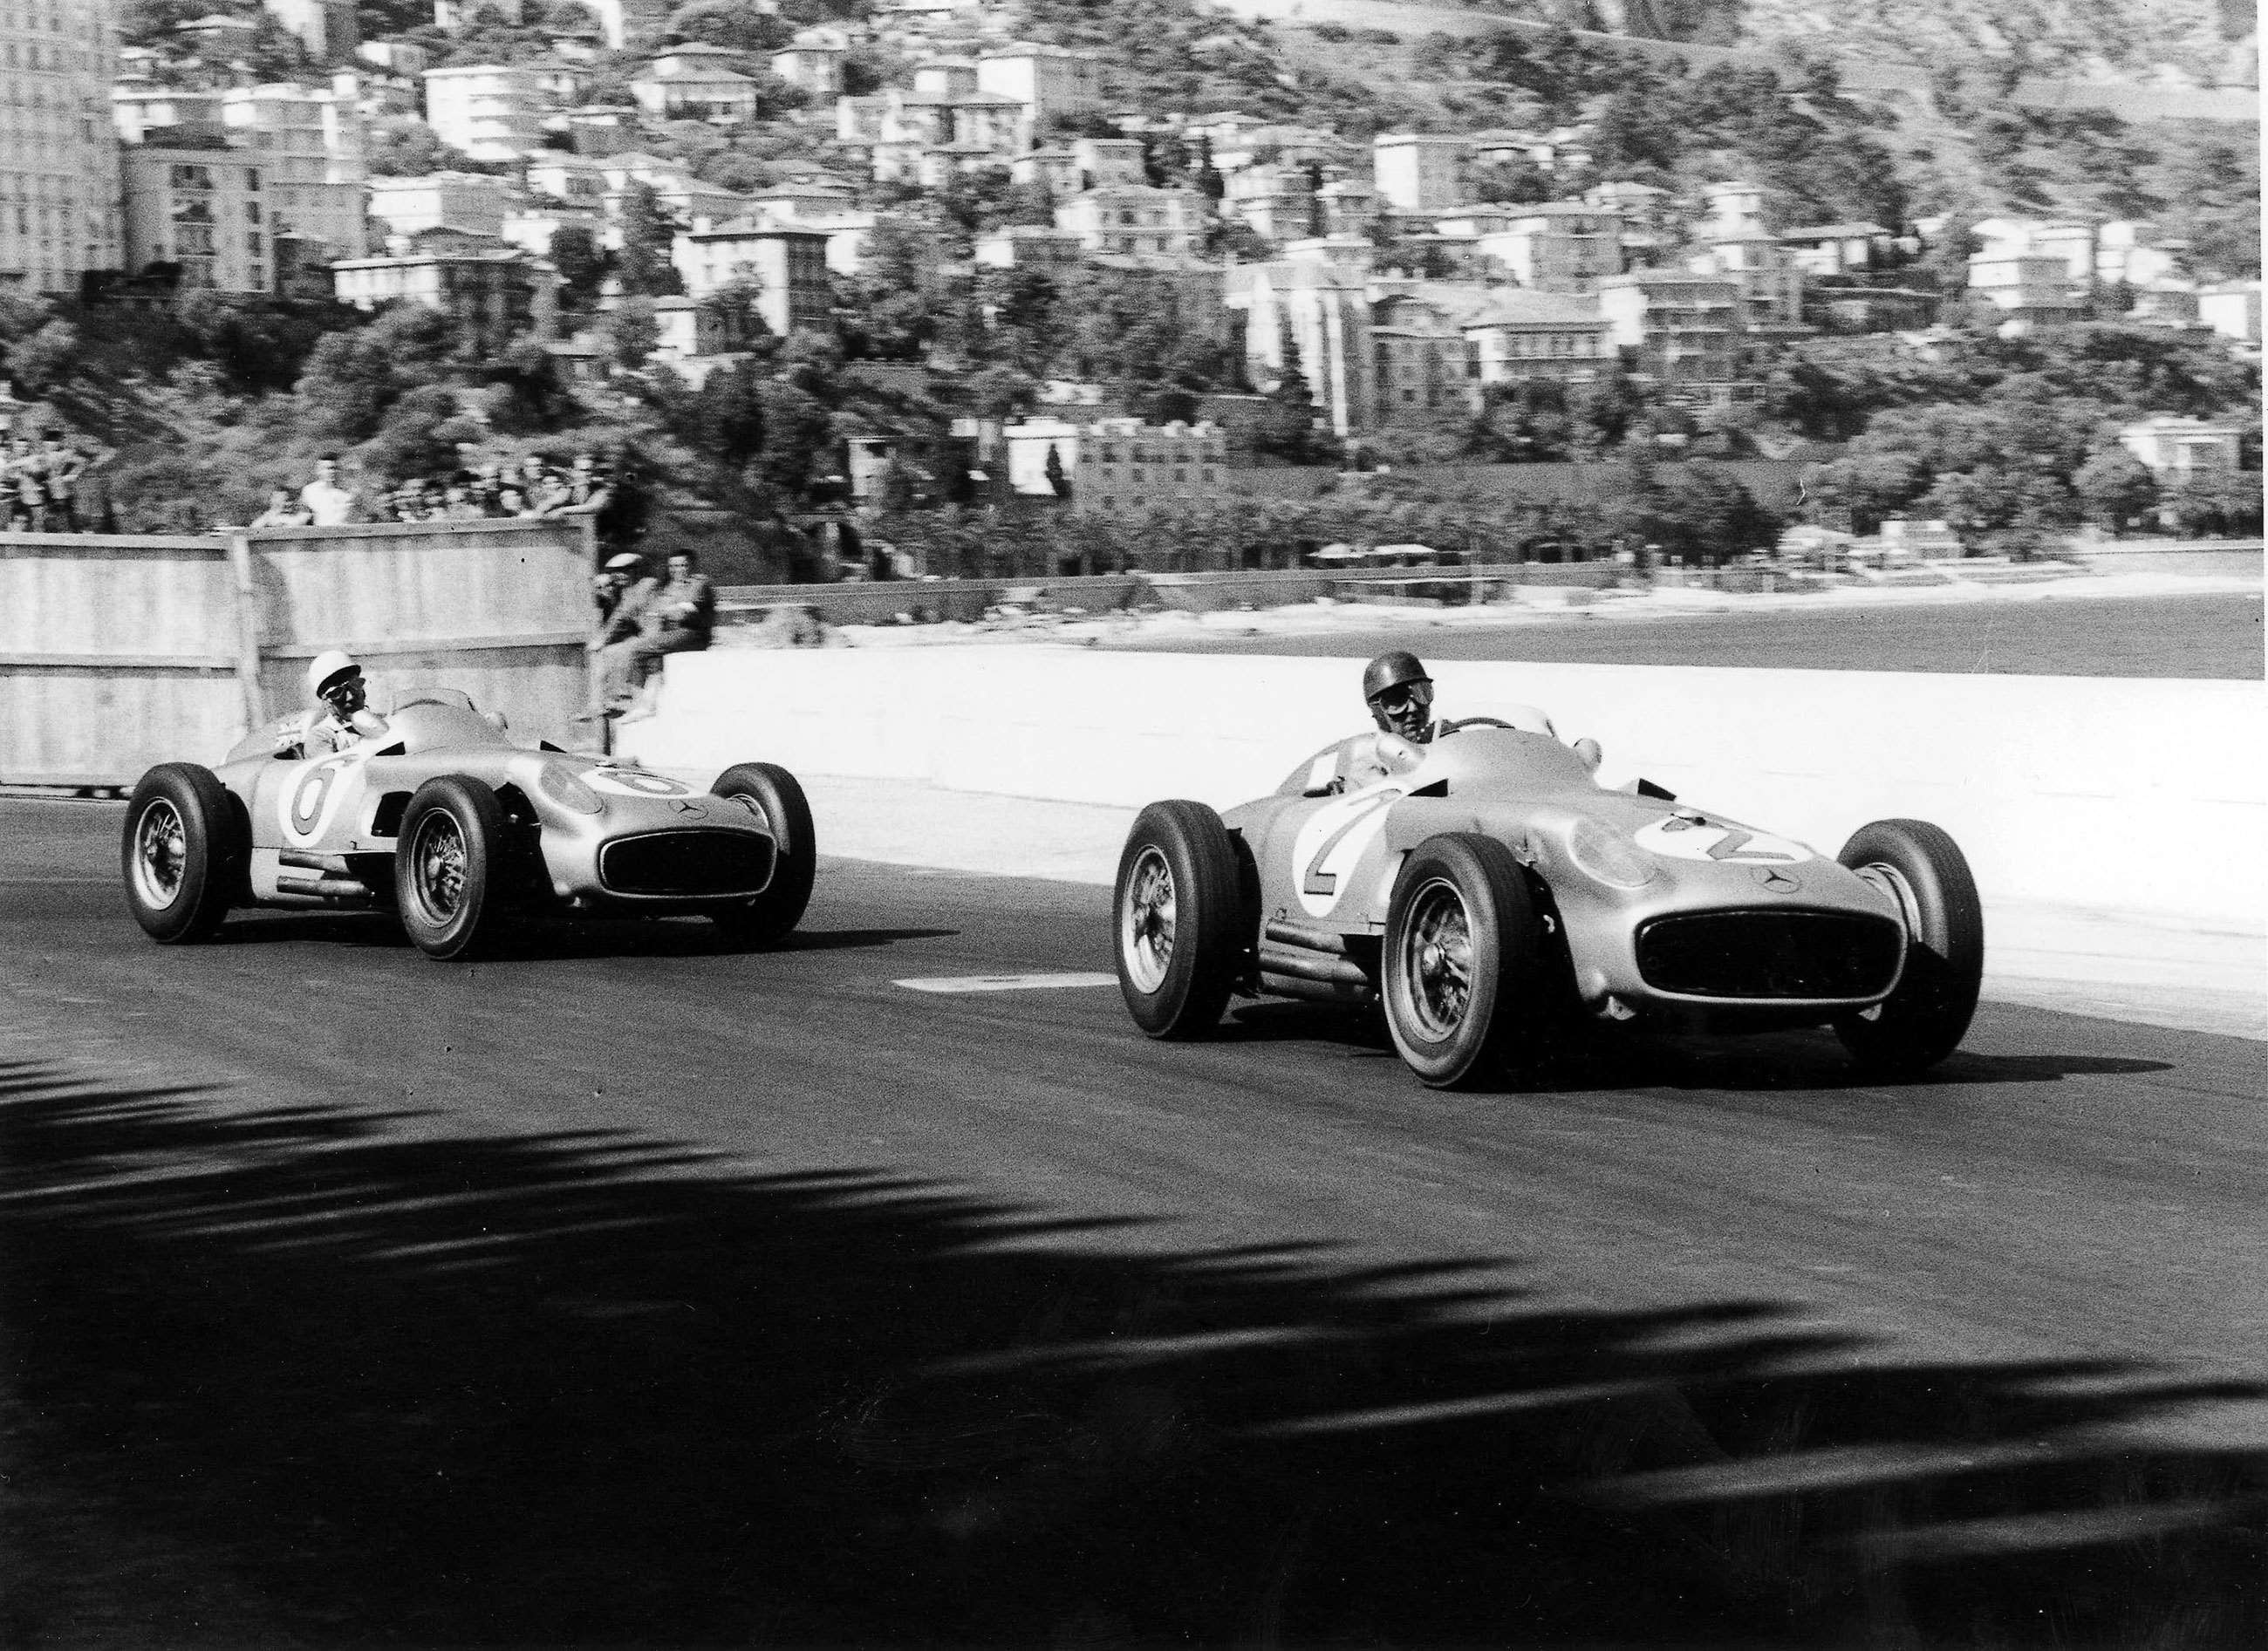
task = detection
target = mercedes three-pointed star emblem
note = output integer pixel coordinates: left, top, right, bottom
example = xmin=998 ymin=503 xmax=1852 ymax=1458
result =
xmin=1752 ymin=866 xmax=1800 ymax=893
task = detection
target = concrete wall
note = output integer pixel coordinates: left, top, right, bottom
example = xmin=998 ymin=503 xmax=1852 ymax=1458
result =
xmin=622 ymin=647 xmax=2267 ymax=924
xmin=0 ymin=517 xmax=596 ymax=786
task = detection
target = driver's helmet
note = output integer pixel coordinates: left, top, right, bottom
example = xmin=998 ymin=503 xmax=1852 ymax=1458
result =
xmin=1362 ymin=650 xmax=1434 ymax=734
xmin=307 ymin=649 xmax=359 ymax=701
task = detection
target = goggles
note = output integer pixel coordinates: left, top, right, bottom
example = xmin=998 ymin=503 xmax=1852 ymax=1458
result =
xmin=1370 ymin=680 xmax=1433 ymax=714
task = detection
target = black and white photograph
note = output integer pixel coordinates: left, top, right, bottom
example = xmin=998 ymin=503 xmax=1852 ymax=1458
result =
xmin=0 ymin=0 xmax=2261 ymax=1642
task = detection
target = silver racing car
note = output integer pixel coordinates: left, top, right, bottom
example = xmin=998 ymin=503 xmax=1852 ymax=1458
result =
xmin=122 ymin=688 xmax=814 ymax=959
xmin=1113 ymin=710 xmax=1984 ymax=1087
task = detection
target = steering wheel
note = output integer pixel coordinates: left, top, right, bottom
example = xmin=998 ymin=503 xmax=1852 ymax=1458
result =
xmin=1438 ymin=716 xmax=1518 ymax=735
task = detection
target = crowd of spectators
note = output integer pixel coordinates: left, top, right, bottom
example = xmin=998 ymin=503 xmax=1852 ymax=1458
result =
xmin=2 ymin=428 xmax=104 ymax=533
xmin=247 ymin=453 xmax=616 ymax=529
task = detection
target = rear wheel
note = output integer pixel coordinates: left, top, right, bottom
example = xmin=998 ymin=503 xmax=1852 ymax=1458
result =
xmin=121 ymin=763 xmax=246 ymax=944
xmin=1115 ymin=801 xmax=1246 ymax=1038
xmin=1382 ymin=833 xmax=1548 ymax=1088
xmin=708 ymin=762 xmax=816 ymax=945
xmin=1834 ymin=818 xmax=1984 ymax=1077
xmin=395 ymin=776 xmax=509 ymax=961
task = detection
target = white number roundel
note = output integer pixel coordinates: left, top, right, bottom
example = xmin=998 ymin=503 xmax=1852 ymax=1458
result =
xmin=587 ymin=767 xmax=690 ymax=799
xmin=281 ymin=755 xmax=353 ymax=846
xmin=1292 ymin=787 xmax=1401 ymax=918
xmin=1633 ymin=815 xmax=1812 ymax=865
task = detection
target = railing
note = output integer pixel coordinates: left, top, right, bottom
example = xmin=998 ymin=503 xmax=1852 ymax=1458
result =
xmin=0 ymin=516 xmax=596 ymax=788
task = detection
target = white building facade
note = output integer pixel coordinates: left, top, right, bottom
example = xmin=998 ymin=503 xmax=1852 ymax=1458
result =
xmin=1 ymin=0 xmax=124 ymax=293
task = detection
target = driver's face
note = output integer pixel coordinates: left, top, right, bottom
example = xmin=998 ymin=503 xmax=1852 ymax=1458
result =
xmin=324 ymin=672 xmax=366 ymax=716
xmin=1370 ymin=679 xmax=1433 ymax=742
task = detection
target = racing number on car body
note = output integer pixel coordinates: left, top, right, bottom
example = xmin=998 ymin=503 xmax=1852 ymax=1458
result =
xmin=1294 ymin=788 xmax=1402 ymax=918
xmin=1634 ymin=814 xmax=1811 ymax=865
xmin=587 ymin=767 xmax=690 ymax=799
xmin=281 ymin=755 xmax=356 ymax=846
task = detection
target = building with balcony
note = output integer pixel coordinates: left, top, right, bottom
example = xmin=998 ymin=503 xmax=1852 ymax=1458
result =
xmin=1596 ymin=270 xmax=1746 ymax=401
xmin=2117 ymin=413 xmax=2245 ymax=475
xmin=1011 ymin=147 xmax=1082 ymax=194
xmin=1966 ymin=251 xmax=2086 ymax=334
xmin=1691 ymin=227 xmax=1803 ymax=328
xmin=1232 ymin=256 xmax=1373 ymax=437
xmin=1004 ymin=416 xmax=1227 ymax=515
xmin=422 ymin=64 xmax=545 ymax=160
xmin=1221 ymin=164 xmax=1317 ymax=243
xmin=331 ymin=229 xmax=558 ymax=352
xmin=1779 ymin=221 xmax=1895 ymax=278
xmin=1055 ymin=185 xmax=1204 ymax=256
xmin=673 ymin=219 xmax=830 ymax=337
xmin=122 ymin=147 xmax=271 ymax=293
xmin=1371 ymin=133 xmax=1467 ymax=213
xmin=1472 ymin=201 xmax=1622 ymax=292
xmin=630 ymin=46 xmax=761 ymax=121
xmin=973 ymin=224 xmax=1085 ymax=268
xmin=977 ymin=44 xmax=1102 ymax=125
xmin=771 ymin=27 xmax=848 ymax=96
xmin=368 ymin=170 xmax=511 ymax=238
xmin=3 ymin=0 xmax=124 ymax=294
xmin=221 ymin=76 xmax=369 ymax=260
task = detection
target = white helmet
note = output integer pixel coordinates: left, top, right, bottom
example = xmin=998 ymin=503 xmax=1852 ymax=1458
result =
xmin=307 ymin=650 xmax=359 ymax=697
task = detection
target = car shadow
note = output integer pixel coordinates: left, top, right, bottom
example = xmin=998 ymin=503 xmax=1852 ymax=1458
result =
xmin=213 ymin=913 xmax=960 ymax=960
xmin=1216 ymin=1004 xmax=2176 ymax=1094
xmin=2 ymin=1060 xmax=2261 ymax=1648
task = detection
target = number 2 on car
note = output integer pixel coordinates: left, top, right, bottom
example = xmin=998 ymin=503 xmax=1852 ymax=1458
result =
xmin=1293 ymin=787 xmax=1402 ymax=918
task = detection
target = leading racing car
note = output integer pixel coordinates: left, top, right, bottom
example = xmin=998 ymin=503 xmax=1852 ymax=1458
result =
xmin=1112 ymin=708 xmax=1984 ymax=1087
xmin=122 ymin=688 xmax=814 ymax=959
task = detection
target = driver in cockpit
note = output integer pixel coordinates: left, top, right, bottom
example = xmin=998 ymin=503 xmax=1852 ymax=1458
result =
xmin=277 ymin=650 xmax=391 ymax=757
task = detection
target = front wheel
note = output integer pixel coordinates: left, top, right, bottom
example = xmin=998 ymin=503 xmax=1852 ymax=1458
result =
xmin=708 ymin=762 xmax=816 ymax=945
xmin=1114 ymin=801 xmax=1247 ymax=1038
xmin=394 ymin=776 xmax=509 ymax=961
xmin=1834 ymin=818 xmax=1984 ymax=1077
xmin=121 ymin=763 xmax=247 ymax=944
xmin=1382 ymin=833 xmax=1548 ymax=1088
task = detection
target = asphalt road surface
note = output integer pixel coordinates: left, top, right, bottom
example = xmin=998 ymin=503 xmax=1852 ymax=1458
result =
xmin=1110 ymin=590 xmax=2266 ymax=679
xmin=3 ymin=797 xmax=2264 ymax=1648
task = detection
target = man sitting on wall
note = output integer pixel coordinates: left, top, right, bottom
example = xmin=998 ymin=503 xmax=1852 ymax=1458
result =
xmin=596 ymin=549 xmax=714 ymax=719
xmin=299 ymin=454 xmax=359 ymax=528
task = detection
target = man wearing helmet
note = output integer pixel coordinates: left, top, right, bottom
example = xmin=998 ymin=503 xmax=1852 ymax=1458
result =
xmin=1362 ymin=651 xmax=1438 ymax=746
xmin=277 ymin=651 xmax=391 ymax=756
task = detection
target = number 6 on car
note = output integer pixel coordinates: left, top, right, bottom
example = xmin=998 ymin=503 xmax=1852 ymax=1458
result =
xmin=1111 ymin=708 xmax=1982 ymax=1089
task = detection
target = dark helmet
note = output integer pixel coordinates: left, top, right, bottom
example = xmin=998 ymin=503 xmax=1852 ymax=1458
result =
xmin=1362 ymin=651 xmax=1431 ymax=705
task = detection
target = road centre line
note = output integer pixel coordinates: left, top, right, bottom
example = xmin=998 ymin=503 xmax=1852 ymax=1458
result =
xmin=894 ymin=972 xmax=1118 ymax=994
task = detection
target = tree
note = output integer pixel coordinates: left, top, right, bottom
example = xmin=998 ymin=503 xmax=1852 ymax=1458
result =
xmin=1254 ymin=337 xmax=1322 ymax=464
xmin=663 ymin=0 xmax=795 ymax=51
xmin=1043 ymin=442 xmax=1070 ymax=500
xmin=2072 ymin=447 xmax=2157 ymax=533
xmin=602 ymin=297 xmax=661 ymax=371
xmin=616 ymin=183 xmax=687 ymax=297
xmin=3 ymin=319 xmax=79 ymax=393
xmin=548 ymin=224 xmax=607 ymax=314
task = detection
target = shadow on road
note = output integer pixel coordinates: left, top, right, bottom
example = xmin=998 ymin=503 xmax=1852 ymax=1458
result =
xmin=2 ymin=1060 xmax=2260 ymax=1648
xmin=213 ymin=912 xmax=962 ymax=961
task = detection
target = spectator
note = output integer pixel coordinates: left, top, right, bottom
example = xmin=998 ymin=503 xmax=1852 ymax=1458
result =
xmin=37 ymin=431 xmax=85 ymax=532
xmin=300 ymin=454 xmax=359 ymax=527
xmin=557 ymin=451 xmax=613 ymax=515
xmin=495 ymin=484 xmax=535 ymax=517
xmin=249 ymin=488 xmax=314 ymax=528
xmin=4 ymin=433 xmax=48 ymax=531
xmin=595 ymin=548 xmax=713 ymax=718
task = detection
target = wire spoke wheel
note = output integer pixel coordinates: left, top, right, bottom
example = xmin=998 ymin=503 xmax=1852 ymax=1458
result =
xmin=1122 ymin=846 xmax=1178 ymax=994
xmin=1399 ymin=878 xmax=1475 ymax=1040
xmin=132 ymin=798 xmax=188 ymax=911
xmin=410 ymin=811 xmax=468 ymax=924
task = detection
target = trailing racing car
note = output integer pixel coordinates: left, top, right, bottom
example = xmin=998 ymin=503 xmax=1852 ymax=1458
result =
xmin=1112 ymin=708 xmax=1984 ymax=1087
xmin=122 ymin=688 xmax=815 ymax=959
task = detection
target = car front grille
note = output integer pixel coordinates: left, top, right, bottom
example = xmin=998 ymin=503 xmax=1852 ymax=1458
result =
xmin=1636 ymin=909 xmax=1903 ymax=1000
xmin=598 ymin=830 xmax=775 ymax=898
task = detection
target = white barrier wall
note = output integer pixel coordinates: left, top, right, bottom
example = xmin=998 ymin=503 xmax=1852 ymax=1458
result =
xmin=623 ymin=647 xmax=2267 ymax=924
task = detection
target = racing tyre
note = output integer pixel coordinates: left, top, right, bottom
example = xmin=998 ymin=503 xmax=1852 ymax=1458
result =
xmin=1115 ymin=801 xmax=1246 ymax=1038
xmin=1834 ymin=819 xmax=1984 ymax=1077
xmin=708 ymin=762 xmax=816 ymax=945
xmin=395 ymin=775 xmax=510 ymax=961
xmin=1383 ymin=833 xmax=1548 ymax=1089
xmin=121 ymin=762 xmax=247 ymax=944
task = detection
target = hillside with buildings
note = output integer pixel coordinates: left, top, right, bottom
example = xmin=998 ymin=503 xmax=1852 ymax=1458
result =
xmin=0 ymin=0 xmax=2254 ymax=572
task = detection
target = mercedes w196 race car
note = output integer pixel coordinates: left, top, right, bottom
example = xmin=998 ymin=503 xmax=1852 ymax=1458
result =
xmin=121 ymin=688 xmax=815 ymax=959
xmin=1112 ymin=709 xmax=1984 ymax=1088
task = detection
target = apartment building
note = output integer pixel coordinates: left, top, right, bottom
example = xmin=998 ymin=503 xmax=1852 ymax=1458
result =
xmin=2117 ymin=413 xmax=2244 ymax=474
xmin=1596 ymin=270 xmax=1746 ymax=402
xmin=120 ymin=146 xmax=271 ymax=293
xmin=673 ymin=219 xmax=830 ymax=337
xmin=261 ymin=0 xmax=358 ymax=62
xmin=630 ymin=44 xmax=760 ymax=120
xmin=1055 ymin=185 xmax=1204 ymax=256
xmin=1 ymin=0 xmax=124 ymax=293
xmin=1371 ymin=133 xmax=1467 ymax=213
xmin=368 ymin=170 xmax=510 ymax=238
xmin=221 ymin=76 xmax=368 ymax=259
xmin=976 ymin=44 xmax=1101 ymax=125
xmin=1966 ymin=252 xmax=2086 ymax=334
xmin=423 ymin=63 xmax=545 ymax=161
xmin=770 ymin=27 xmax=848 ymax=96
xmin=331 ymin=229 xmax=557 ymax=352
xmin=1472 ymin=201 xmax=1622 ymax=292
xmin=1004 ymin=416 xmax=1227 ymax=515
